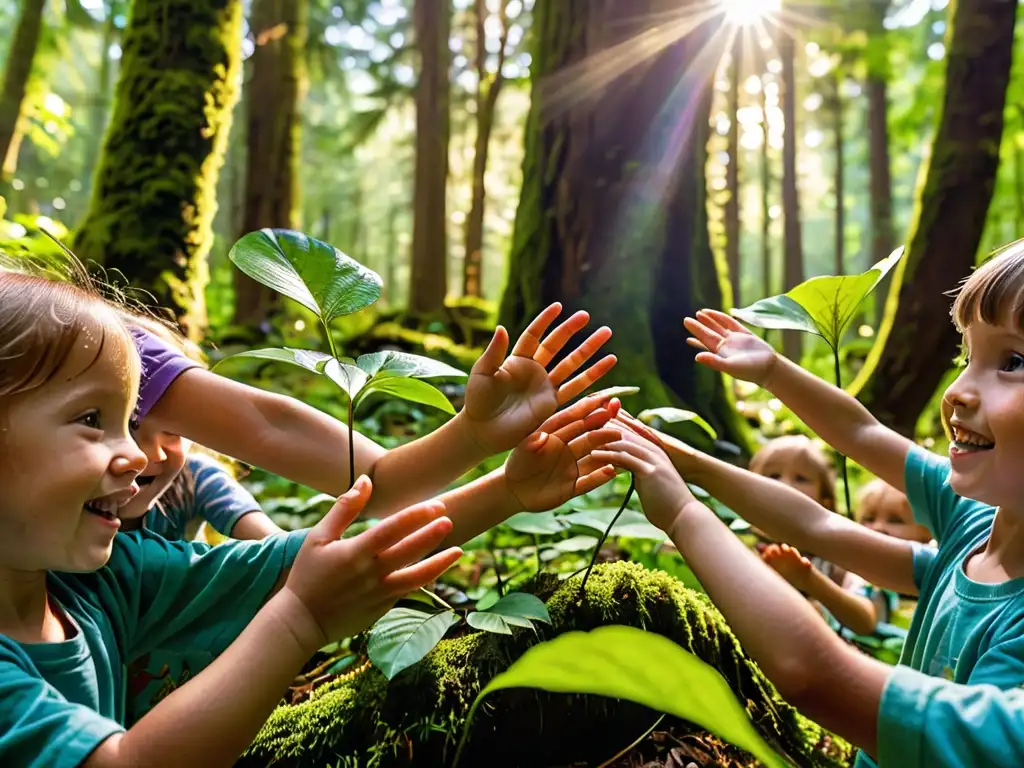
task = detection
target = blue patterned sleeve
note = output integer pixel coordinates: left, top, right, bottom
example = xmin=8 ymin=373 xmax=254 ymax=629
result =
xmin=187 ymin=454 xmax=262 ymax=536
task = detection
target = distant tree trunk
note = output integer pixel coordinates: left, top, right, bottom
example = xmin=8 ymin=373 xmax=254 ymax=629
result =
xmin=0 ymin=0 xmax=46 ymax=179
xmin=725 ymin=36 xmax=741 ymax=306
xmin=851 ymin=0 xmax=1017 ymax=436
xmin=832 ymin=69 xmax=844 ymax=276
xmin=463 ymin=0 xmax=510 ymax=298
xmin=233 ymin=0 xmax=308 ymax=330
xmin=383 ymin=201 xmax=399 ymax=307
xmin=409 ymin=0 xmax=451 ymax=314
xmin=779 ymin=27 xmax=804 ymax=361
xmin=74 ymin=0 xmax=242 ymax=340
xmin=499 ymin=0 xmax=749 ymax=450
xmin=82 ymin=9 xmax=117 ymax=197
xmin=865 ymin=0 xmax=894 ymax=322
xmin=760 ymin=76 xmax=772 ymax=301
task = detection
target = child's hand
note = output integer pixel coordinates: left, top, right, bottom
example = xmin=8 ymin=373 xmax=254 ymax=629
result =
xmin=281 ymin=477 xmax=463 ymax=651
xmin=761 ymin=543 xmax=813 ymax=592
xmin=463 ymin=303 xmax=616 ymax=454
xmin=683 ymin=309 xmax=778 ymax=387
xmin=589 ymin=426 xmax=696 ymax=532
xmin=505 ymin=393 xmax=622 ymax=512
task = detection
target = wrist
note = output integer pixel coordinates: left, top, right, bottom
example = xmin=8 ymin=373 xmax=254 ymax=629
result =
xmin=666 ymin=498 xmax=711 ymax=544
xmin=451 ymin=410 xmax=493 ymax=462
xmin=267 ymin=587 xmax=328 ymax=657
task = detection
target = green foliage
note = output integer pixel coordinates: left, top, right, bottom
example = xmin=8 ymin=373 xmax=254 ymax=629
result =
xmin=457 ymin=625 xmax=788 ymax=768
xmin=637 ymin=407 xmax=718 ymax=440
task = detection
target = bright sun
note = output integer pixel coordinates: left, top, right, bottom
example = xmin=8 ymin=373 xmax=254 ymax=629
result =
xmin=720 ymin=0 xmax=782 ymax=25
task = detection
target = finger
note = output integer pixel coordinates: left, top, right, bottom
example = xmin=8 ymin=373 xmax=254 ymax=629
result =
xmin=382 ymin=547 xmax=464 ymax=595
xmin=357 ymin=500 xmax=447 ymax=553
xmin=614 ymin=414 xmax=663 ymax=445
xmin=567 ymin=427 xmax=620 ymax=458
xmin=548 ymin=326 xmax=612 ymax=386
xmin=471 ymin=326 xmax=510 ymax=377
xmin=682 ymin=317 xmax=723 ymax=352
xmin=534 ymin=391 xmax=613 ymax=435
xmin=534 ymin=311 xmax=590 ymax=367
xmin=511 ymin=303 xmax=563 ymax=357
xmin=704 ymin=308 xmax=750 ymax=334
xmin=580 ymin=400 xmax=619 ymax=431
xmin=376 ymin=516 xmax=455 ymax=573
xmin=590 ymin=449 xmax=657 ymax=476
xmin=577 ymin=455 xmax=610 ymax=475
xmin=686 ymin=337 xmax=710 ymax=353
xmin=318 ymin=476 xmax=373 ymax=540
xmin=555 ymin=354 xmax=618 ymax=405
xmin=694 ymin=309 xmax=731 ymax=338
xmin=574 ymin=465 xmax=617 ymax=495
xmin=693 ymin=352 xmax=733 ymax=374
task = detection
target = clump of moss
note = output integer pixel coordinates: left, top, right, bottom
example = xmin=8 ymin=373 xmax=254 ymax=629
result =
xmin=241 ymin=562 xmax=852 ymax=768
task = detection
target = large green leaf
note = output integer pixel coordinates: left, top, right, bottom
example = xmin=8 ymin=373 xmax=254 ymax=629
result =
xmin=562 ymin=508 xmax=665 ymax=541
xmin=229 ymin=229 xmax=382 ymax=324
xmin=637 ymin=408 xmax=717 ymax=440
xmin=540 ymin=535 xmax=601 ymax=559
xmin=466 ymin=611 xmax=515 ymax=634
xmin=212 ymin=347 xmax=333 ymax=375
xmin=486 ymin=592 xmax=551 ymax=624
xmin=357 ymin=377 xmax=456 ymax=415
xmin=732 ymin=246 xmax=904 ymax=350
xmin=503 ymin=511 xmax=571 ymax=536
xmin=356 ymin=350 xmax=466 ymax=380
xmin=367 ymin=608 xmax=460 ymax=680
xmin=456 ymin=626 xmax=788 ymax=768
xmin=324 ymin=358 xmax=370 ymax=400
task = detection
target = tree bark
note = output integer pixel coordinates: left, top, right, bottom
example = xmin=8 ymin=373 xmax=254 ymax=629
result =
xmin=779 ymin=27 xmax=804 ymax=361
xmin=865 ymin=0 xmax=895 ymax=322
xmin=499 ymin=0 xmax=749 ymax=451
xmin=0 ymin=0 xmax=47 ymax=179
xmin=73 ymin=0 xmax=242 ymax=340
xmin=725 ymin=36 xmax=741 ymax=306
xmin=232 ymin=0 xmax=308 ymax=329
xmin=462 ymin=0 xmax=510 ymax=299
xmin=851 ymin=0 xmax=1018 ymax=436
xmin=409 ymin=0 xmax=451 ymax=314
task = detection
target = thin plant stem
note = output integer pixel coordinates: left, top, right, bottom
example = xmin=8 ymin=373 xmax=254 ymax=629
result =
xmin=418 ymin=587 xmax=454 ymax=612
xmin=579 ymin=476 xmax=635 ymax=597
xmin=597 ymin=713 xmax=666 ymax=768
xmin=322 ymin=318 xmax=357 ymax=492
xmin=833 ymin=347 xmax=853 ymax=519
xmin=493 ymin=552 xmax=505 ymax=597
xmin=533 ymin=534 xmax=542 ymax=578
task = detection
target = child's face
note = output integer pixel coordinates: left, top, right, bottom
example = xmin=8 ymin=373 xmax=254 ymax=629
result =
xmin=756 ymin=453 xmax=827 ymax=507
xmin=119 ymin=419 xmax=193 ymax=522
xmin=944 ymin=319 xmax=1024 ymax=510
xmin=858 ymin=493 xmax=931 ymax=543
xmin=0 ymin=316 xmax=148 ymax=573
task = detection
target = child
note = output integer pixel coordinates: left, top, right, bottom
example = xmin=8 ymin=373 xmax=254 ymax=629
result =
xmin=857 ymin=478 xmax=932 ymax=545
xmin=674 ymin=241 xmax=1024 ymax=766
xmin=748 ymin=435 xmax=878 ymax=636
xmin=122 ymin=299 xmax=618 ymax=522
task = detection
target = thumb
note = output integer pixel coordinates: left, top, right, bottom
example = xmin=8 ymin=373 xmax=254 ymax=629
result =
xmin=317 ymin=476 xmax=373 ymax=540
xmin=527 ymin=432 xmax=549 ymax=452
xmin=471 ymin=326 xmax=509 ymax=377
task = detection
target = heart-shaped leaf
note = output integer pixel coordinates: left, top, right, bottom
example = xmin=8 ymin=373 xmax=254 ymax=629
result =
xmin=356 ymin=350 xmax=466 ymax=380
xmin=503 ymin=511 xmax=571 ymax=536
xmin=212 ymin=347 xmax=333 ymax=375
xmin=466 ymin=611 xmax=516 ymax=634
xmin=357 ymin=376 xmax=455 ymax=415
xmin=637 ymin=408 xmax=717 ymax=440
xmin=732 ymin=246 xmax=904 ymax=351
xmin=324 ymin=358 xmax=370 ymax=400
xmin=455 ymin=626 xmax=788 ymax=768
xmin=229 ymin=229 xmax=382 ymax=324
xmin=367 ymin=607 xmax=460 ymax=680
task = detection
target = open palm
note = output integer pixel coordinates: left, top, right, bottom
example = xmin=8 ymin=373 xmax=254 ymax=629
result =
xmin=683 ymin=309 xmax=777 ymax=386
xmin=465 ymin=303 xmax=616 ymax=453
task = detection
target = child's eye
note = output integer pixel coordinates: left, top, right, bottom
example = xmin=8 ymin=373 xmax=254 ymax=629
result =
xmin=77 ymin=411 xmax=101 ymax=430
xmin=1001 ymin=352 xmax=1024 ymax=373
xmin=767 ymin=472 xmax=782 ymax=480
xmin=129 ymin=418 xmax=141 ymax=432
xmin=794 ymin=474 xmax=809 ymax=483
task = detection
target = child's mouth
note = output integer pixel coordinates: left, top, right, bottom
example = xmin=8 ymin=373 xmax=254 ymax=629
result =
xmin=136 ymin=475 xmax=157 ymax=487
xmin=83 ymin=499 xmax=120 ymax=522
xmin=951 ymin=426 xmax=995 ymax=453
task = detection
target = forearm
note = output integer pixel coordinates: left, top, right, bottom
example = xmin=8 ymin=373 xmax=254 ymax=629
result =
xmin=108 ymin=590 xmax=317 ymax=766
xmin=433 ymin=468 xmax=522 ymax=548
xmin=230 ymin=511 xmax=285 ymax=540
xmin=802 ymin=568 xmax=877 ymax=637
xmin=668 ymin=501 xmax=887 ymax=755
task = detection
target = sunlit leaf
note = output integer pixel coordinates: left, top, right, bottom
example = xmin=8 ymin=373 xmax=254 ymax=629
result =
xmin=637 ymin=408 xmax=717 ymax=440
xmin=562 ymin=508 xmax=665 ymax=541
xmin=229 ymin=229 xmax=382 ymax=324
xmin=466 ymin=611 xmax=515 ymax=634
xmin=367 ymin=608 xmax=460 ymax=680
xmin=591 ymin=385 xmax=640 ymax=400
xmin=455 ymin=626 xmax=788 ymax=768
xmin=503 ymin=511 xmax=571 ymax=535
xmin=324 ymin=358 xmax=370 ymax=400
xmin=212 ymin=347 xmax=333 ymax=375
xmin=541 ymin=534 xmax=600 ymax=555
xmin=358 ymin=377 xmax=455 ymax=415
xmin=356 ymin=350 xmax=466 ymax=380
xmin=486 ymin=593 xmax=551 ymax=625
xmin=732 ymin=246 xmax=904 ymax=350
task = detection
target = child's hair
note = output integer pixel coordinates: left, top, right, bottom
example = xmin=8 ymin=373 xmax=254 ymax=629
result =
xmin=950 ymin=237 xmax=1024 ymax=333
xmin=857 ymin=478 xmax=903 ymax=515
xmin=749 ymin=434 xmax=837 ymax=511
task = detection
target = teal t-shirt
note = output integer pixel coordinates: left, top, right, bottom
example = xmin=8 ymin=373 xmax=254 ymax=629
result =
xmin=856 ymin=446 xmax=1024 ymax=767
xmin=0 ymin=528 xmax=307 ymax=767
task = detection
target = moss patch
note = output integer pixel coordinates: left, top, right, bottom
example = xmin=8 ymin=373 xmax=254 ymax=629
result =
xmin=242 ymin=563 xmax=851 ymax=768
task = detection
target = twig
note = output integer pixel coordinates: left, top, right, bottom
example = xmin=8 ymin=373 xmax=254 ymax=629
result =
xmin=578 ymin=476 xmax=636 ymax=597
xmin=597 ymin=713 xmax=666 ymax=768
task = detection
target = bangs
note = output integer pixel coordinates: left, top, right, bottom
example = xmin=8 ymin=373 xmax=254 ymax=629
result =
xmin=951 ymin=238 xmax=1024 ymax=332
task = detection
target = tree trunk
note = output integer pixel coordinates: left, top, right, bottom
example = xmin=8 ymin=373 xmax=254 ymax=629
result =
xmin=0 ymin=0 xmax=46 ymax=180
xmin=832 ymin=70 xmax=844 ymax=276
xmin=851 ymin=0 xmax=1018 ymax=436
xmin=865 ymin=0 xmax=894 ymax=322
xmin=409 ymin=0 xmax=451 ymax=314
xmin=760 ymin=76 xmax=772 ymax=301
xmin=499 ymin=0 xmax=749 ymax=451
xmin=725 ymin=36 xmax=741 ymax=306
xmin=82 ymin=8 xmax=117 ymax=198
xmin=232 ymin=0 xmax=308 ymax=330
xmin=463 ymin=0 xmax=510 ymax=299
xmin=73 ymin=0 xmax=242 ymax=340
xmin=779 ymin=27 xmax=803 ymax=361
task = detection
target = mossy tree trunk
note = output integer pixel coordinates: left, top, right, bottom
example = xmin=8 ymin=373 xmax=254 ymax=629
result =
xmin=779 ymin=24 xmax=804 ymax=362
xmin=499 ymin=0 xmax=749 ymax=450
xmin=409 ymin=0 xmax=451 ymax=314
xmin=73 ymin=0 xmax=243 ymax=340
xmin=850 ymin=0 xmax=1017 ymax=436
xmin=0 ymin=0 xmax=47 ymax=179
xmin=232 ymin=0 xmax=308 ymax=330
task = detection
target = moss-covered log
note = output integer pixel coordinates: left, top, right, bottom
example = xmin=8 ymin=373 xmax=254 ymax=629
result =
xmin=849 ymin=0 xmax=1017 ymax=436
xmin=498 ymin=0 xmax=750 ymax=452
xmin=241 ymin=563 xmax=851 ymax=768
xmin=73 ymin=0 xmax=243 ymax=340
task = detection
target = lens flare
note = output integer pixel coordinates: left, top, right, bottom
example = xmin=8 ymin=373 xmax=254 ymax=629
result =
xmin=720 ymin=0 xmax=782 ymax=26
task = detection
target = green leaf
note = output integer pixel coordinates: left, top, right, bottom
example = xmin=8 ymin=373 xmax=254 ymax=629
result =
xmin=229 ymin=229 xmax=382 ymax=324
xmin=732 ymin=246 xmax=904 ymax=350
xmin=456 ymin=626 xmax=788 ymax=768
xmin=367 ymin=608 xmax=460 ymax=680
xmin=561 ymin=508 xmax=667 ymax=543
xmin=324 ymin=358 xmax=370 ymax=400
xmin=355 ymin=350 xmax=466 ymax=380
xmin=590 ymin=385 xmax=640 ymax=400
xmin=503 ymin=511 xmax=571 ymax=535
xmin=486 ymin=593 xmax=551 ymax=625
xmin=357 ymin=376 xmax=455 ymax=415
xmin=541 ymin=535 xmax=600 ymax=557
xmin=637 ymin=408 xmax=717 ymax=440
xmin=466 ymin=611 xmax=515 ymax=634
xmin=212 ymin=347 xmax=333 ymax=374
